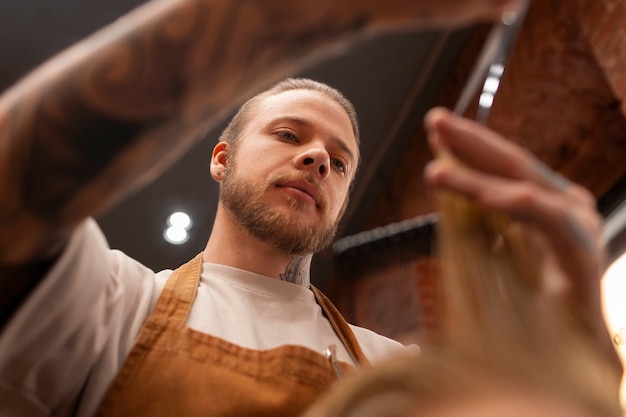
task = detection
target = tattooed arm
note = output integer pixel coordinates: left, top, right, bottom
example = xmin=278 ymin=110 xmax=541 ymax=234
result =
xmin=0 ymin=0 xmax=515 ymax=323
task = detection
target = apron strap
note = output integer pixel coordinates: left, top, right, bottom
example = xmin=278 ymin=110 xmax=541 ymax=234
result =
xmin=311 ymin=285 xmax=371 ymax=369
xmin=150 ymin=252 xmax=203 ymax=327
xmin=150 ymin=254 xmax=370 ymax=369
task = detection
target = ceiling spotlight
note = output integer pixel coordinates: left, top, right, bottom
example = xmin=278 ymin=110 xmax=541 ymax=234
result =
xmin=167 ymin=211 xmax=192 ymax=229
xmin=164 ymin=226 xmax=189 ymax=245
xmin=164 ymin=211 xmax=193 ymax=245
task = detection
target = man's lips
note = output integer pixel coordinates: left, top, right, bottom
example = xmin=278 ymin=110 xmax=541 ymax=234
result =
xmin=277 ymin=179 xmax=320 ymax=207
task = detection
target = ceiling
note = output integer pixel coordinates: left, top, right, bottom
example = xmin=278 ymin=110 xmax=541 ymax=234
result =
xmin=0 ymin=0 xmax=476 ymax=275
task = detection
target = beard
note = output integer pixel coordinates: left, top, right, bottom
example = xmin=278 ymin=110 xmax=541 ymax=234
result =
xmin=220 ymin=168 xmax=339 ymax=255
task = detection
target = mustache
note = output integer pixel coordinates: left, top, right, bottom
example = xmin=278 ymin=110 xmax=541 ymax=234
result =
xmin=268 ymin=172 xmax=329 ymax=208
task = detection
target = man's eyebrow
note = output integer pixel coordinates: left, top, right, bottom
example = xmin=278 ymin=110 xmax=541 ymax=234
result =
xmin=268 ymin=116 xmax=356 ymax=165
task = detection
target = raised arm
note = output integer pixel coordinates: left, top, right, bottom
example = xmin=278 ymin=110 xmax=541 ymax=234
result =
xmin=0 ymin=0 xmax=516 ymax=323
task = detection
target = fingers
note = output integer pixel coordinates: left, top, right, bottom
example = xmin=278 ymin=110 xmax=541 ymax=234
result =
xmin=423 ymin=107 xmax=602 ymax=243
xmin=424 ymin=107 xmax=596 ymax=205
xmin=426 ymin=108 xmax=554 ymax=187
xmin=423 ymin=107 xmax=619 ymax=360
xmin=423 ymin=106 xmax=606 ymax=303
xmin=425 ymin=152 xmax=600 ymax=247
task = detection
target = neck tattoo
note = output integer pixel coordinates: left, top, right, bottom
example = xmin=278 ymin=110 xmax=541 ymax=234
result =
xmin=279 ymin=256 xmax=309 ymax=286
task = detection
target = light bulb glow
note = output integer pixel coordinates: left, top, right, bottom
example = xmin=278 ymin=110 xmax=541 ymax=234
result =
xmin=164 ymin=226 xmax=189 ymax=244
xmin=167 ymin=211 xmax=192 ymax=229
xmin=164 ymin=211 xmax=193 ymax=245
xmin=602 ymin=251 xmax=626 ymax=408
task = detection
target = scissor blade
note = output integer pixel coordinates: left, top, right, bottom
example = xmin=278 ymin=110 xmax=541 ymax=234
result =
xmin=453 ymin=0 xmax=530 ymax=122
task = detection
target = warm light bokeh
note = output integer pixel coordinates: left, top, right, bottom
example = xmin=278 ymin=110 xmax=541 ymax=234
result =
xmin=602 ymin=252 xmax=626 ymax=408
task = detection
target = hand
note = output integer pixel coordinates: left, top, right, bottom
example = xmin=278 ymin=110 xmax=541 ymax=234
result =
xmin=423 ymin=107 xmax=612 ymax=352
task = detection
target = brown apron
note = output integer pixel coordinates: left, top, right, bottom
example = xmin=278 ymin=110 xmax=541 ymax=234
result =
xmin=95 ymin=253 xmax=370 ymax=417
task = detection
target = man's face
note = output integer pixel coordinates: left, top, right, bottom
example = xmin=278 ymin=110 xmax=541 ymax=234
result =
xmin=220 ymin=89 xmax=359 ymax=255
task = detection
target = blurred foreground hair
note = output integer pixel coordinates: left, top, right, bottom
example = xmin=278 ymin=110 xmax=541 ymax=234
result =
xmin=304 ymin=151 xmax=622 ymax=417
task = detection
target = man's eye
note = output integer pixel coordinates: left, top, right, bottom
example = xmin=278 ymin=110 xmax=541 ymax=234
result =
xmin=278 ymin=131 xmax=298 ymax=142
xmin=332 ymin=158 xmax=346 ymax=173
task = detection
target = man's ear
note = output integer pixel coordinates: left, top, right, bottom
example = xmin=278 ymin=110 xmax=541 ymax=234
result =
xmin=210 ymin=142 xmax=229 ymax=181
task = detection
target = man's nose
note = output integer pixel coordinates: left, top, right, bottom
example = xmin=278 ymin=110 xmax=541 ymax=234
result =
xmin=295 ymin=147 xmax=330 ymax=180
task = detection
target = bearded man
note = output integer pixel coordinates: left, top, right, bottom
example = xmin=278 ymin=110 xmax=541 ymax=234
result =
xmin=0 ymin=0 xmax=613 ymax=416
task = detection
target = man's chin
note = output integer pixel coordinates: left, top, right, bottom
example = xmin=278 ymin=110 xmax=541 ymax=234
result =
xmin=274 ymin=204 xmax=324 ymax=225
xmin=263 ymin=220 xmax=337 ymax=256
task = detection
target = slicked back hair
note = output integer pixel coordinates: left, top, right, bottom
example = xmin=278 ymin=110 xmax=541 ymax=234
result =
xmin=218 ymin=78 xmax=360 ymax=157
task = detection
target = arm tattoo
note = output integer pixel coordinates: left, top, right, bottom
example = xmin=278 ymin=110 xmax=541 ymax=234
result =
xmin=0 ymin=0 xmax=373 ymax=263
xmin=279 ymin=256 xmax=310 ymax=286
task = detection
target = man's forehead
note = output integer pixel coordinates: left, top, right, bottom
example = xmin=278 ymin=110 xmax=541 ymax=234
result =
xmin=258 ymin=89 xmax=339 ymax=112
xmin=253 ymin=90 xmax=356 ymax=139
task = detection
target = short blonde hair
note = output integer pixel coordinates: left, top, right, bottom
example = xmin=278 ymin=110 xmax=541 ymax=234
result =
xmin=218 ymin=78 xmax=360 ymax=149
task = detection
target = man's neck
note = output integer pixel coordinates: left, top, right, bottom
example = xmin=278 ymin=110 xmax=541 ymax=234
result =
xmin=202 ymin=207 xmax=313 ymax=287
xmin=276 ymin=256 xmax=311 ymax=286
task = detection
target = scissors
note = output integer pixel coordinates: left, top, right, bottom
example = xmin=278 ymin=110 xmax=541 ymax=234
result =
xmin=453 ymin=0 xmax=530 ymax=124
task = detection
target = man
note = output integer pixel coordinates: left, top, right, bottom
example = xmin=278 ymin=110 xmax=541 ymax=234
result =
xmin=0 ymin=0 xmax=615 ymax=416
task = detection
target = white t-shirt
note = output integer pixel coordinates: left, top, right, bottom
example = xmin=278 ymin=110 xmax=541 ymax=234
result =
xmin=0 ymin=219 xmax=407 ymax=417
